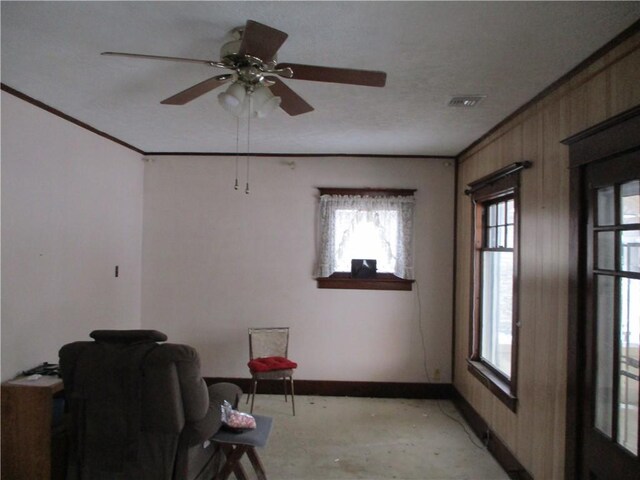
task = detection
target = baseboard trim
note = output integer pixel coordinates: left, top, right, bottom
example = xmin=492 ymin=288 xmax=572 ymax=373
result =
xmin=205 ymin=378 xmax=453 ymax=399
xmin=451 ymin=387 xmax=533 ymax=480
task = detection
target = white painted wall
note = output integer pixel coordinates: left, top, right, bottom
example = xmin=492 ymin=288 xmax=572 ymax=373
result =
xmin=1 ymin=92 xmax=144 ymax=380
xmin=142 ymin=155 xmax=455 ymax=382
xmin=1 ymin=91 xmax=455 ymax=384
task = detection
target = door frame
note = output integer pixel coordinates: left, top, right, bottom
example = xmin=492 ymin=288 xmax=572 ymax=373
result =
xmin=563 ymin=105 xmax=640 ymax=479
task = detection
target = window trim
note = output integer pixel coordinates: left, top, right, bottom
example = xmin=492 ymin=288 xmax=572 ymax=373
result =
xmin=466 ymin=163 xmax=529 ymax=412
xmin=316 ymin=272 xmax=414 ymax=291
xmin=315 ymin=187 xmax=415 ymax=291
xmin=318 ymin=187 xmax=417 ymax=197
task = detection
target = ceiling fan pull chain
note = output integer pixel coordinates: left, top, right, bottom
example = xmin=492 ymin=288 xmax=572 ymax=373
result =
xmin=245 ymin=95 xmax=252 ymax=195
xmin=234 ymin=115 xmax=240 ymax=190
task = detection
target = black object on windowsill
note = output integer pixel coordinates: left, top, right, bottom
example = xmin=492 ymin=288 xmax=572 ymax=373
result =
xmin=351 ymin=259 xmax=377 ymax=278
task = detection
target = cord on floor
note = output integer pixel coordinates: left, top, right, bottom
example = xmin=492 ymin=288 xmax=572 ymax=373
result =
xmin=414 ymin=279 xmax=486 ymax=450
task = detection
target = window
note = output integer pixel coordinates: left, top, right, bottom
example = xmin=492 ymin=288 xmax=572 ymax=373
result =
xmin=315 ymin=188 xmax=415 ymax=290
xmin=592 ymin=179 xmax=640 ymax=454
xmin=466 ymin=162 xmax=530 ymax=411
xmin=481 ymin=197 xmax=515 ymax=378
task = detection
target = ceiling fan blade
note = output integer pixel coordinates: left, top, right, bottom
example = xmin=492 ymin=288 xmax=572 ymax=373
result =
xmin=276 ymin=63 xmax=387 ymax=87
xmin=101 ymin=52 xmax=229 ymax=69
xmin=160 ymin=75 xmax=232 ymax=105
xmin=266 ymin=77 xmax=314 ymax=116
xmin=238 ymin=20 xmax=288 ymax=62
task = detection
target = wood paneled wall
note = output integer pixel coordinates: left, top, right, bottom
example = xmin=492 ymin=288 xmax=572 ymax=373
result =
xmin=454 ymin=31 xmax=640 ymax=478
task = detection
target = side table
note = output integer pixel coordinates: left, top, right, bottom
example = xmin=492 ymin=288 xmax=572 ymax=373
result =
xmin=212 ymin=414 xmax=273 ymax=480
xmin=1 ymin=376 xmax=66 ymax=480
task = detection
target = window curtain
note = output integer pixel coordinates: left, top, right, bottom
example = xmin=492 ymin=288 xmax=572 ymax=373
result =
xmin=315 ymin=195 xmax=415 ymax=279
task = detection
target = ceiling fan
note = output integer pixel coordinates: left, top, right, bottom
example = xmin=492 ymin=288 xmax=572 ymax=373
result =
xmin=102 ymin=19 xmax=387 ymax=116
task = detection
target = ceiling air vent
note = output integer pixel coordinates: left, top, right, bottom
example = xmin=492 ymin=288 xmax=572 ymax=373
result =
xmin=448 ymin=95 xmax=486 ymax=107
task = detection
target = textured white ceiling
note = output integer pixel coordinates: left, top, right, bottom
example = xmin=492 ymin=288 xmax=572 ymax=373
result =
xmin=2 ymin=1 xmax=639 ymax=156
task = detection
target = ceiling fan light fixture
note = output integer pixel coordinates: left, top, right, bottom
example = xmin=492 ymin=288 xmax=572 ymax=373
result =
xmin=218 ymin=82 xmax=247 ymax=114
xmin=250 ymin=86 xmax=281 ymax=118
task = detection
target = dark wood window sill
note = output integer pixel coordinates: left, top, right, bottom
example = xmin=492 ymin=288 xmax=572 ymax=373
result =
xmin=467 ymin=359 xmax=517 ymax=412
xmin=316 ymin=272 xmax=414 ymax=291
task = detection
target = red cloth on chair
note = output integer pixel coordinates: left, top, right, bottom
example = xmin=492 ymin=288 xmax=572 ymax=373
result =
xmin=248 ymin=356 xmax=298 ymax=373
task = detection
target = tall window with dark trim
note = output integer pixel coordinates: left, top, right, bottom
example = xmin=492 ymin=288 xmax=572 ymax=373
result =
xmin=480 ymin=196 xmax=515 ymax=378
xmin=466 ymin=162 xmax=529 ymax=411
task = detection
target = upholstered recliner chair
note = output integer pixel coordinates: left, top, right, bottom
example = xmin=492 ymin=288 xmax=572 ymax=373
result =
xmin=59 ymin=330 xmax=242 ymax=480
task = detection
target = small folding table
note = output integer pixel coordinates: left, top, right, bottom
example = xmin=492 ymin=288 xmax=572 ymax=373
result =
xmin=212 ymin=414 xmax=273 ymax=480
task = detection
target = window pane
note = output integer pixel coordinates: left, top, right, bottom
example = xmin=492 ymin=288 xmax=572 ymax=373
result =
xmin=487 ymin=227 xmax=497 ymax=248
xmin=506 ymin=199 xmax=515 ymax=224
xmin=597 ymin=231 xmax=615 ymax=270
xmin=595 ymin=275 xmax=615 ymax=437
xmin=618 ymin=277 xmax=639 ymax=454
xmin=481 ymin=251 xmax=513 ymax=378
xmin=621 ymin=230 xmax=640 ymax=273
xmin=488 ymin=204 xmax=497 ymax=227
xmin=506 ymin=225 xmax=514 ymax=248
xmin=334 ymin=209 xmax=398 ymax=273
xmin=497 ymin=201 xmax=506 ymax=225
xmin=497 ymin=226 xmax=506 ymax=248
xmin=621 ymin=180 xmax=640 ymax=225
xmin=598 ymin=186 xmax=615 ymax=226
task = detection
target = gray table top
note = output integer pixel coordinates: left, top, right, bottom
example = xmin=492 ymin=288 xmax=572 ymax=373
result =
xmin=212 ymin=414 xmax=273 ymax=448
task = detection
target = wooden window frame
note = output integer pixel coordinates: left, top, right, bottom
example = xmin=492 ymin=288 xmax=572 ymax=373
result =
xmin=315 ymin=187 xmax=415 ymax=291
xmin=466 ymin=162 xmax=530 ymax=412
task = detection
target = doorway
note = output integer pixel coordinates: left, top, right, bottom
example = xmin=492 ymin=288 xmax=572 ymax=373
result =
xmin=565 ymin=106 xmax=640 ymax=479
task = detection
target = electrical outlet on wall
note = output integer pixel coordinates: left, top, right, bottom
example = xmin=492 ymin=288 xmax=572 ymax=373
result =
xmin=433 ymin=368 xmax=441 ymax=381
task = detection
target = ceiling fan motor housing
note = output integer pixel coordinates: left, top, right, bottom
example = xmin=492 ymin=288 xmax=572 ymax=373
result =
xmin=221 ymin=35 xmax=278 ymax=91
xmin=220 ymin=39 xmax=242 ymax=60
